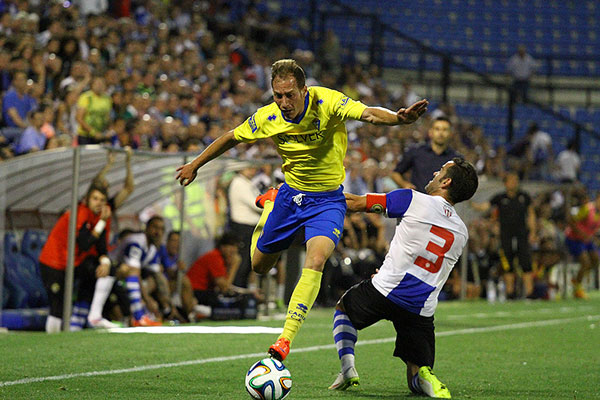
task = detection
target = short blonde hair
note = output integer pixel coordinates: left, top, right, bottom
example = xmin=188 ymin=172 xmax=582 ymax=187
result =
xmin=271 ymin=59 xmax=306 ymax=89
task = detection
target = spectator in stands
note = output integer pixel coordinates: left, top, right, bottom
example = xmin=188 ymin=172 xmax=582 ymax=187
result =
xmin=392 ymin=116 xmax=460 ymax=193
xmin=471 ymin=172 xmax=537 ymax=299
xmin=564 ymin=188 xmax=600 ymax=299
xmin=76 ymin=75 xmax=112 ymax=144
xmin=507 ymin=45 xmax=537 ymax=103
xmin=228 ymin=166 xmax=262 ymax=289
xmin=39 ymin=184 xmax=112 ymax=333
xmin=555 ymin=139 xmax=581 ymax=183
xmin=13 ymin=108 xmax=45 ymax=155
xmin=526 ymin=122 xmax=553 ymax=181
xmin=2 ymin=70 xmax=37 ymax=129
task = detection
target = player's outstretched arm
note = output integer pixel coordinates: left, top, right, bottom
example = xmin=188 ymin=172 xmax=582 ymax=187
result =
xmin=176 ymin=130 xmax=239 ymax=186
xmin=359 ymin=99 xmax=429 ymax=126
xmin=344 ymin=192 xmax=367 ymax=212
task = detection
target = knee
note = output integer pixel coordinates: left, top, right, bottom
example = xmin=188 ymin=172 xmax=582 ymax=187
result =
xmin=304 ymin=253 xmax=327 ymax=271
xmin=251 ymin=260 xmax=270 ymax=275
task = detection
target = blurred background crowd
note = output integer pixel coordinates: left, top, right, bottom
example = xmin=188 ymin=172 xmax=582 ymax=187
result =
xmin=1 ymin=0 xmax=598 ymax=325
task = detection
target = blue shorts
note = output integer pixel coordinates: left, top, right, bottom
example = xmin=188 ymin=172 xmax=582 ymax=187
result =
xmin=565 ymin=237 xmax=596 ymax=258
xmin=256 ymin=183 xmax=346 ymax=254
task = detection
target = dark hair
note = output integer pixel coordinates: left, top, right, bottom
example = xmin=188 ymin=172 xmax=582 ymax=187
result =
xmin=146 ymin=215 xmax=164 ymax=228
xmin=271 ymin=59 xmax=306 ymax=89
xmin=85 ymin=184 xmax=108 ymax=200
xmin=433 ymin=116 xmax=452 ymax=127
xmin=216 ymin=232 xmax=240 ymax=248
xmin=167 ymin=230 xmax=180 ymax=240
xmin=443 ymin=158 xmax=478 ymax=204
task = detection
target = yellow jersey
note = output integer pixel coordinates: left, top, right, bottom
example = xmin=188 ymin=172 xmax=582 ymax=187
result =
xmin=234 ymin=86 xmax=367 ymax=192
xmin=76 ymin=90 xmax=112 ymax=137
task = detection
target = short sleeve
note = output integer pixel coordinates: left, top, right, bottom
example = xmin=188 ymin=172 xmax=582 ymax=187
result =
xmin=330 ymin=89 xmax=368 ymax=121
xmin=386 ymin=189 xmax=414 ymax=218
xmin=233 ymin=113 xmax=260 ymax=143
xmin=123 ymin=243 xmax=143 ymax=268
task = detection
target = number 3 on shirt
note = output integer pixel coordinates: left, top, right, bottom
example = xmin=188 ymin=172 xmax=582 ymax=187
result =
xmin=414 ymin=226 xmax=454 ymax=273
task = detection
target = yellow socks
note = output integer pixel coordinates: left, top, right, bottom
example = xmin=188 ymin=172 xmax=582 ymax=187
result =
xmin=280 ymin=268 xmax=323 ymax=344
xmin=250 ymin=200 xmax=275 ymax=259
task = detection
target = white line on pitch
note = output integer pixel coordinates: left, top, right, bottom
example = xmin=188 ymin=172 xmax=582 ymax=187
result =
xmin=1 ymin=315 xmax=598 ymax=388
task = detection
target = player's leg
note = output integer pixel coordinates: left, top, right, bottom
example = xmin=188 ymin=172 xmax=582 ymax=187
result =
xmin=330 ymin=281 xmax=385 ymax=391
xmin=269 ymin=235 xmax=334 ymax=361
xmin=574 ymin=250 xmax=592 ymax=299
xmin=393 ymin=309 xmax=450 ymax=398
xmin=70 ymin=257 xmax=97 ymax=331
xmin=40 ymin=263 xmax=64 ymax=333
xmin=517 ymin=235 xmax=534 ymax=298
xmin=250 ymin=187 xmax=279 ymax=261
xmin=88 ymin=260 xmax=119 ymax=328
xmin=125 ymin=266 xmax=161 ymax=326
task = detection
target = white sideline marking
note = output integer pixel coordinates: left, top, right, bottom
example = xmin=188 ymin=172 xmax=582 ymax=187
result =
xmin=1 ymin=315 xmax=598 ymax=388
xmin=106 ymin=326 xmax=283 ymax=334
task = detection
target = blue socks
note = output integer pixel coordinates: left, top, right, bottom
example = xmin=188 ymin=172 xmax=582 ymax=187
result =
xmin=332 ymin=309 xmax=358 ymax=372
xmin=126 ymin=276 xmax=145 ymax=320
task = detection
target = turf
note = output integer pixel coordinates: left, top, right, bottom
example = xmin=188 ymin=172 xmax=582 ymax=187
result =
xmin=1 ymin=295 xmax=599 ymax=399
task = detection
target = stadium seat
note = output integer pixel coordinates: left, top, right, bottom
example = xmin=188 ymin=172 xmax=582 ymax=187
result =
xmin=4 ymin=232 xmax=48 ymax=308
xmin=21 ymin=229 xmax=48 ymax=275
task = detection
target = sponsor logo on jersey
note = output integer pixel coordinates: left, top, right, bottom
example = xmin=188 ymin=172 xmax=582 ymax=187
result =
xmin=277 ymin=131 xmax=324 ymax=145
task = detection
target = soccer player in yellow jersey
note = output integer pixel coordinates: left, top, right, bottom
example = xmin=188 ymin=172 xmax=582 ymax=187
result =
xmin=176 ymin=59 xmax=428 ymax=361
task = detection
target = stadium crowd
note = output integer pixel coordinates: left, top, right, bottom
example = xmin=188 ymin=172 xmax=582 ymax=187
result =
xmin=1 ymin=0 xmax=597 ymax=327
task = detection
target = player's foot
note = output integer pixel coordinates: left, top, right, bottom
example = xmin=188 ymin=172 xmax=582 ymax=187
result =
xmin=255 ymin=187 xmax=278 ymax=209
xmin=132 ymin=314 xmax=162 ymax=327
xmin=418 ymin=366 xmax=451 ymax=398
xmin=268 ymin=338 xmax=290 ymax=361
xmin=88 ymin=317 xmax=120 ymax=329
xmin=328 ymin=366 xmax=360 ymax=390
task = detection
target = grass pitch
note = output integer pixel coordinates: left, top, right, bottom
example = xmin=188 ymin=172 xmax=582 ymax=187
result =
xmin=1 ymin=294 xmax=599 ymax=399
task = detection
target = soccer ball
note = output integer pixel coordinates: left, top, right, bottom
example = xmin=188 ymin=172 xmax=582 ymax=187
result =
xmin=245 ymin=358 xmax=292 ymax=400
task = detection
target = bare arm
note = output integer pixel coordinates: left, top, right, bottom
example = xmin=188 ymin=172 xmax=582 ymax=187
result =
xmin=359 ymin=99 xmax=428 ymax=126
xmin=176 ymin=130 xmax=240 ymax=186
xmin=391 ymin=171 xmax=416 ymax=190
xmin=93 ymin=151 xmax=115 ymax=185
xmin=7 ymin=108 xmax=27 ymax=128
xmin=345 ymin=192 xmax=367 ymax=212
xmin=113 ymin=147 xmax=135 ymax=208
xmin=76 ymin=106 xmax=96 ymax=136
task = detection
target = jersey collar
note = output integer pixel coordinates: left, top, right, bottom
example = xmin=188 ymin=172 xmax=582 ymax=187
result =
xmin=281 ymin=90 xmax=310 ymax=124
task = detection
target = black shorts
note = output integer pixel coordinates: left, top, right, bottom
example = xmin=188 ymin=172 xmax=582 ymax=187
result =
xmin=341 ymin=279 xmax=436 ymax=368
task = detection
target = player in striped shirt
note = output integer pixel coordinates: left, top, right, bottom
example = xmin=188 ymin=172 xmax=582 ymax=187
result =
xmin=330 ymin=158 xmax=478 ymax=399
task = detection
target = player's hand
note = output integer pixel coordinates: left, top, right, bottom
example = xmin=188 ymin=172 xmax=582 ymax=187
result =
xmin=175 ymin=162 xmax=198 ymax=186
xmin=344 ymin=192 xmax=367 ymax=212
xmin=402 ymin=182 xmax=417 ymax=190
xmin=396 ymin=99 xmax=429 ymax=124
xmin=371 ymin=268 xmax=379 ymax=278
xmin=96 ymin=263 xmax=110 ymax=278
xmin=100 ymin=205 xmax=112 ymax=221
